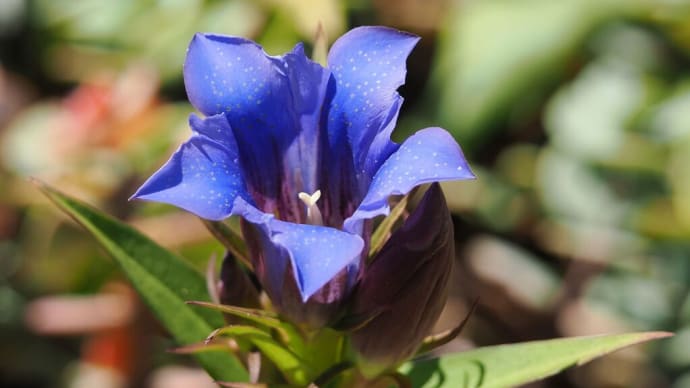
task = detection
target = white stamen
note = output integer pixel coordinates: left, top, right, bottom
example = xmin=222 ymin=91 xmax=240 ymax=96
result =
xmin=298 ymin=190 xmax=323 ymax=225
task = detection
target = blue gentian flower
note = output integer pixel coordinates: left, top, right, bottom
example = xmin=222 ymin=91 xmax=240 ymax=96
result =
xmin=133 ymin=26 xmax=474 ymax=326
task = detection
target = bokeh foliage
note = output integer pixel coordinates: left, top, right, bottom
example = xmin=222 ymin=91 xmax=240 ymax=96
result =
xmin=1 ymin=0 xmax=690 ymax=387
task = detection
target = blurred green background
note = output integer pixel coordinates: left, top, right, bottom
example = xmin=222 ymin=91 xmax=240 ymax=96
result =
xmin=1 ymin=0 xmax=690 ymax=387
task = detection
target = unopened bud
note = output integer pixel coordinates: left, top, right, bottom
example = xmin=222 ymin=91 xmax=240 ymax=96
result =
xmin=349 ymin=183 xmax=454 ymax=375
xmin=217 ymin=252 xmax=261 ymax=323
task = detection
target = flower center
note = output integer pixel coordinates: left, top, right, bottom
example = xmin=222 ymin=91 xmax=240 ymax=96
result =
xmin=298 ymin=190 xmax=323 ymax=226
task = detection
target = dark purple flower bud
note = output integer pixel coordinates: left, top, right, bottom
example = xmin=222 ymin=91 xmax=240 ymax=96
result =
xmin=349 ymin=183 xmax=454 ymax=374
xmin=217 ymin=252 xmax=261 ymax=315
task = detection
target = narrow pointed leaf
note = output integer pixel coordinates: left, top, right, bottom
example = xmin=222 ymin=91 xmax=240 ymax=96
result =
xmin=248 ymin=334 xmax=311 ymax=386
xmin=403 ymin=332 xmax=672 ymax=388
xmin=417 ymin=298 xmax=478 ymax=355
xmin=217 ymin=383 xmax=268 ymax=388
xmin=207 ymin=254 xmax=221 ymax=304
xmin=202 ymin=219 xmax=251 ymax=269
xmin=188 ymin=301 xmax=307 ymax=355
xmin=169 ymin=342 xmax=237 ymax=355
xmin=212 ymin=325 xmax=313 ymax=385
xmin=312 ymin=23 xmax=328 ymax=66
xmin=210 ymin=325 xmax=272 ymax=339
xmin=36 ymin=181 xmax=248 ymax=382
xmin=368 ymin=194 xmax=409 ymax=258
xmin=187 ymin=301 xmax=280 ymax=323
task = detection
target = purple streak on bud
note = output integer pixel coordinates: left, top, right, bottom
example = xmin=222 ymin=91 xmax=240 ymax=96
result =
xmin=349 ymin=183 xmax=454 ymax=372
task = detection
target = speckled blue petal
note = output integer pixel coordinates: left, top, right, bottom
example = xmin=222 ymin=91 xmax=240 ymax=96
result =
xmin=184 ymin=33 xmax=299 ymax=207
xmin=234 ymin=200 xmax=364 ymax=302
xmin=184 ymin=35 xmax=337 ymax=214
xmin=184 ymin=33 xmax=290 ymax=120
xmin=280 ymin=44 xmax=330 ymax=196
xmin=188 ymin=112 xmax=237 ymax=150
xmin=362 ymin=97 xmax=402 ymax=178
xmin=273 ymin=220 xmax=364 ymax=301
xmin=327 ymin=26 xmax=419 ymax=184
xmin=271 ymin=44 xmax=333 ymax=223
xmin=344 ymin=127 xmax=475 ymax=232
xmin=131 ymin=129 xmax=251 ymax=221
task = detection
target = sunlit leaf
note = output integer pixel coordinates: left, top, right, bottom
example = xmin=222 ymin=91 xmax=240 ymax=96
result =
xmin=212 ymin=325 xmax=313 ymax=386
xmin=403 ymin=332 xmax=671 ymax=387
xmin=169 ymin=341 xmax=237 ymax=355
xmin=188 ymin=301 xmax=308 ymax=356
xmin=36 ymin=180 xmax=248 ymax=382
xmin=187 ymin=301 xmax=280 ymax=323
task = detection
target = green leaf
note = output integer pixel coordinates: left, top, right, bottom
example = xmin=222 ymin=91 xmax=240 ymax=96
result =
xmin=193 ymin=303 xmax=345 ymax=384
xmin=202 ymin=219 xmax=251 ymax=269
xmin=169 ymin=342 xmax=237 ymax=355
xmin=187 ymin=301 xmax=281 ymax=326
xmin=212 ymin=325 xmax=313 ymax=386
xmin=403 ymin=331 xmax=671 ymax=388
xmin=36 ymin=181 xmax=248 ymax=382
xmin=188 ymin=301 xmax=309 ymax=359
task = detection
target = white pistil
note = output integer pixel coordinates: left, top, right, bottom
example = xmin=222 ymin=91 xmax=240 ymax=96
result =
xmin=298 ymin=190 xmax=323 ymax=225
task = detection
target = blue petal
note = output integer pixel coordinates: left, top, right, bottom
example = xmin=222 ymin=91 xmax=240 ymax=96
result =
xmin=189 ymin=112 xmax=238 ymax=151
xmin=131 ymin=122 xmax=251 ymax=220
xmin=234 ymin=200 xmax=364 ymax=302
xmin=273 ymin=221 xmax=363 ymax=301
xmin=344 ymin=127 xmax=475 ymax=232
xmin=184 ymin=34 xmax=294 ymax=204
xmin=279 ymin=44 xmax=331 ymax=201
xmin=362 ymin=97 xmax=403 ymax=177
xmin=326 ymin=26 xmax=419 ymax=183
xmin=185 ymin=35 xmax=334 ymax=214
xmin=184 ymin=33 xmax=290 ymax=121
